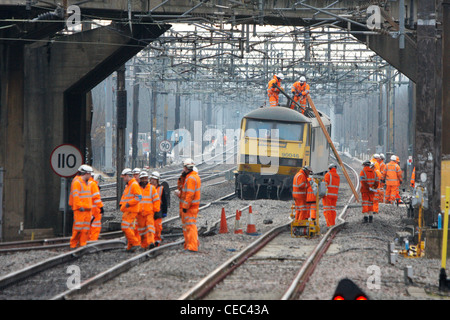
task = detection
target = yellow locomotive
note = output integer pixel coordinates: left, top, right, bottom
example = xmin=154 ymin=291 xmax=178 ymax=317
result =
xmin=235 ymin=106 xmax=331 ymax=200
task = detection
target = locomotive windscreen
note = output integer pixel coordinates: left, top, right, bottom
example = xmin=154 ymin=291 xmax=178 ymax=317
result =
xmin=244 ymin=120 xmax=305 ymax=142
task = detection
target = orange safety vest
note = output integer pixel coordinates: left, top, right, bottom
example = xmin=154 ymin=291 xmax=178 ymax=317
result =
xmin=306 ymin=178 xmax=316 ymax=202
xmin=267 ymin=76 xmax=282 ymax=96
xmin=140 ymin=183 xmax=160 ymax=216
xmin=69 ymin=175 xmax=93 ymax=211
xmin=360 ymin=166 xmax=378 ymax=193
xmin=120 ymin=178 xmax=142 ymax=213
xmin=324 ymin=168 xmax=340 ymax=198
xmin=291 ymin=81 xmax=310 ymax=97
xmin=383 ymin=161 xmax=402 ymax=186
xmin=411 ymin=167 xmax=415 ymax=187
xmin=89 ymin=177 xmax=103 ymax=210
xmin=293 ymin=169 xmax=309 ymax=199
xmin=180 ymin=171 xmax=201 ymax=210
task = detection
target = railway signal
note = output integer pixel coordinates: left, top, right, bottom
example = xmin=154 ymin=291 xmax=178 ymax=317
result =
xmin=332 ymin=278 xmax=369 ymax=300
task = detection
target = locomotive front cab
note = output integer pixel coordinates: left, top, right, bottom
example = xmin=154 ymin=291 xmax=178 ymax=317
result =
xmin=235 ymin=107 xmax=312 ymax=199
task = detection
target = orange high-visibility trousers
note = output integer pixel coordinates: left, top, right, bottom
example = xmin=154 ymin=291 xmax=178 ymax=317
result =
xmin=307 ymin=201 xmax=316 ymax=220
xmin=181 ymin=208 xmax=199 ymax=251
xmin=154 ymin=217 xmax=162 ymax=245
xmin=361 ymin=192 xmax=374 ymax=213
xmin=136 ymin=213 xmax=155 ymax=249
xmin=269 ymin=94 xmax=279 ymax=107
xmin=322 ymin=196 xmax=337 ymax=227
xmin=88 ymin=207 xmax=102 ymax=241
xmin=385 ymin=185 xmax=398 ymax=203
xmin=70 ymin=210 xmax=91 ymax=248
xmin=294 ymin=196 xmax=309 ymax=221
xmin=121 ymin=211 xmax=141 ymax=249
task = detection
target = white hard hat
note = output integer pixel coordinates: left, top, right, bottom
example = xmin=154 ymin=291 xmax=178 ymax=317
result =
xmin=139 ymin=171 xmax=149 ymax=178
xmin=328 ymin=163 xmax=337 ymax=169
xmin=276 ymin=73 xmax=284 ymax=80
xmin=390 ymin=155 xmax=397 ymax=161
xmin=150 ymin=171 xmax=160 ymax=180
xmin=193 ymin=166 xmax=198 ymax=172
xmin=380 ymin=153 xmax=385 ymax=160
xmin=183 ymin=158 xmax=195 ymax=169
xmin=300 ymin=76 xmax=306 ymax=82
xmin=373 ymin=154 xmax=380 ymax=159
xmin=121 ymin=168 xmax=133 ymax=176
xmin=78 ymin=164 xmax=93 ymax=174
xmin=132 ymin=168 xmax=141 ymax=174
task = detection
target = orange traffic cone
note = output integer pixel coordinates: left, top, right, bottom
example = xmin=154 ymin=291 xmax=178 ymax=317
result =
xmin=234 ymin=210 xmax=243 ymax=234
xmin=246 ymin=205 xmax=257 ymax=235
xmin=219 ymin=207 xmax=228 ymax=233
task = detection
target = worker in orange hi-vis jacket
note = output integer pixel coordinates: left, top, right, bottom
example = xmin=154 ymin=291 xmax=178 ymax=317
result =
xmin=175 ymin=158 xmax=201 ymax=252
xmin=69 ymin=165 xmax=94 ymax=248
xmin=306 ymin=177 xmax=317 ymax=220
xmin=370 ymin=154 xmax=382 ymax=214
xmin=394 ymin=156 xmax=403 ymax=204
xmin=378 ymin=154 xmax=387 ymax=202
xmin=360 ymin=160 xmax=379 ymax=223
xmin=293 ymin=166 xmax=312 ymax=222
xmin=150 ymin=171 xmax=167 ymax=247
xmin=323 ymin=163 xmax=340 ymax=227
xmin=88 ymin=173 xmax=103 ymax=241
xmin=267 ymin=73 xmax=284 ymax=107
xmin=290 ymin=76 xmax=310 ymax=113
xmin=137 ymin=171 xmax=160 ymax=250
xmin=382 ymin=155 xmax=403 ymax=204
xmin=410 ymin=167 xmax=415 ymax=188
xmin=119 ymin=168 xmax=143 ymax=252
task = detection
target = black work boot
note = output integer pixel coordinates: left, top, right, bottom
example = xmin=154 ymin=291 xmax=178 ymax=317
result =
xmin=363 ymin=216 xmax=369 ymax=223
xmin=369 ymin=215 xmax=373 ymax=223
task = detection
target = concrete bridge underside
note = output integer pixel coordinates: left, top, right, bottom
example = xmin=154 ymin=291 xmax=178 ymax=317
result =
xmin=0 ymin=0 xmax=449 ymax=239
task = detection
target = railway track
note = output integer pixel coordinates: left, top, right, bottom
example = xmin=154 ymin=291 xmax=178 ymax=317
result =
xmin=0 ymin=190 xmax=238 ymax=300
xmin=178 ymin=160 xmax=360 ymax=300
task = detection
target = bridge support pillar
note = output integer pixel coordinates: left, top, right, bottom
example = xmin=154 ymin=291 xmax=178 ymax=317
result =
xmin=0 ymin=22 xmax=170 ymax=240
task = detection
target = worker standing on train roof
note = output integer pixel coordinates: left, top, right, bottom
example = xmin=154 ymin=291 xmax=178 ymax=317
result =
xmin=382 ymin=155 xmax=402 ymax=204
xmin=290 ymin=76 xmax=310 ymax=113
xmin=323 ymin=163 xmax=340 ymax=227
xmin=69 ymin=165 xmax=94 ymax=248
xmin=150 ymin=171 xmax=167 ymax=247
xmin=137 ymin=171 xmax=160 ymax=250
xmin=379 ymin=154 xmax=387 ymax=202
xmin=120 ymin=168 xmax=142 ymax=252
xmin=88 ymin=173 xmax=104 ymax=241
xmin=175 ymin=158 xmax=201 ymax=252
xmin=293 ymin=166 xmax=312 ymax=222
xmin=360 ymin=160 xmax=379 ymax=223
xmin=267 ymin=73 xmax=284 ymax=107
xmin=370 ymin=154 xmax=382 ymax=214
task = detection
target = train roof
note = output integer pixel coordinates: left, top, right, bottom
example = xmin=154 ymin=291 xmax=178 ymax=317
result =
xmin=243 ymin=106 xmax=311 ymax=123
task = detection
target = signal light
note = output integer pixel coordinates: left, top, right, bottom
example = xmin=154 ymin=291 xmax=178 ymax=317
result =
xmin=332 ymin=278 xmax=369 ymax=300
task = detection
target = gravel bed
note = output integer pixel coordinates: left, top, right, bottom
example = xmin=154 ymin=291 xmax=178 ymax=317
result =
xmin=2 ymin=155 xmax=448 ymax=301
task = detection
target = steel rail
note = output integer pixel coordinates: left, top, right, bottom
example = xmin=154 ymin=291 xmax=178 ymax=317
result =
xmin=281 ymin=159 xmax=360 ymax=300
xmin=178 ymin=222 xmax=291 ymax=300
xmin=51 ymin=238 xmax=185 ymax=300
xmin=0 ymin=239 xmax=126 ymax=290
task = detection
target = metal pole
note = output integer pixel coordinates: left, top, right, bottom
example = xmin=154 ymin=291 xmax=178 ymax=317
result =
xmin=116 ymin=65 xmax=127 ymax=208
xmin=0 ymin=168 xmax=3 ymax=241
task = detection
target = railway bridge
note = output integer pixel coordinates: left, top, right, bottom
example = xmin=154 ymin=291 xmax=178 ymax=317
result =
xmin=0 ymin=0 xmax=448 ymax=240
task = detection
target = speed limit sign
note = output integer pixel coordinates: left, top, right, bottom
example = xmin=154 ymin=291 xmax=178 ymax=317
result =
xmin=50 ymin=144 xmax=83 ymax=177
xmin=159 ymin=140 xmax=172 ymax=153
